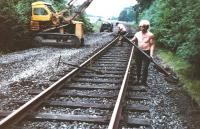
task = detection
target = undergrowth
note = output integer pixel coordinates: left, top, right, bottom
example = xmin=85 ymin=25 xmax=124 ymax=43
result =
xmin=157 ymin=49 xmax=200 ymax=105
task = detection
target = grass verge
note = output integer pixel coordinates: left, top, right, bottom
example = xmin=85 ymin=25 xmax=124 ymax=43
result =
xmin=157 ymin=49 xmax=200 ymax=105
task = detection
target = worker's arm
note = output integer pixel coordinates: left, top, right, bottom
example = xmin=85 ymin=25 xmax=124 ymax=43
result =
xmin=150 ymin=35 xmax=155 ymax=58
xmin=117 ymin=27 xmax=122 ymax=34
xmin=131 ymin=35 xmax=137 ymax=44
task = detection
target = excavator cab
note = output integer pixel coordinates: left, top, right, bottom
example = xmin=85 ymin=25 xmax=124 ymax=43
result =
xmin=31 ymin=1 xmax=85 ymax=47
xmin=31 ymin=1 xmax=58 ymax=30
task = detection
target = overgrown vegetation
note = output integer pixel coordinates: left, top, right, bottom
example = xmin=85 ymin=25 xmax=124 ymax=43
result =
xmin=0 ymin=0 xmax=33 ymax=52
xmin=118 ymin=7 xmax=135 ymax=22
xmin=0 ymin=0 xmax=93 ymax=52
xmin=158 ymin=49 xmax=200 ymax=104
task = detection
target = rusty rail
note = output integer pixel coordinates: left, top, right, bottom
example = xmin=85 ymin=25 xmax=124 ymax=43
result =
xmin=108 ymin=44 xmax=134 ymax=129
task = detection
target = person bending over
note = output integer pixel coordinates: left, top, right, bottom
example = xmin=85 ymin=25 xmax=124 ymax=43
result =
xmin=116 ymin=22 xmax=127 ymax=46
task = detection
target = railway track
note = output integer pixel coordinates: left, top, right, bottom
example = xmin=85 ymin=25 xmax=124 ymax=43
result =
xmin=0 ymin=36 xmax=152 ymax=129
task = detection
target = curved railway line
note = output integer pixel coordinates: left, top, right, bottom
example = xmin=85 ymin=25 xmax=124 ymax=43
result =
xmin=0 ymin=36 xmax=152 ymax=129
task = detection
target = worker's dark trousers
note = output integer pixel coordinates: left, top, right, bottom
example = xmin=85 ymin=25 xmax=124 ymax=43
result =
xmin=135 ymin=50 xmax=150 ymax=83
xmin=118 ymin=31 xmax=127 ymax=45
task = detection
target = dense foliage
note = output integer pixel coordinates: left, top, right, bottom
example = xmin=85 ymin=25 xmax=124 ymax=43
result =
xmin=0 ymin=0 xmax=93 ymax=51
xmin=136 ymin=0 xmax=154 ymax=12
xmin=118 ymin=7 xmax=135 ymax=22
xmin=0 ymin=0 xmax=34 ymax=51
xmin=136 ymin=0 xmax=200 ymax=76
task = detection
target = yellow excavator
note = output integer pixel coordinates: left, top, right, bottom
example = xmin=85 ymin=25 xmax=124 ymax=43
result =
xmin=31 ymin=0 xmax=93 ymax=47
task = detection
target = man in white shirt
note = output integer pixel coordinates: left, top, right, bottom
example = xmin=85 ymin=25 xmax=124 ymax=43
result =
xmin=116 ymin=22 xmax=126 ymax=34
xmin=116 ymin=22 xmax=127 ymax=46
xmin=131 ymin=20 xmax=155 ymax=86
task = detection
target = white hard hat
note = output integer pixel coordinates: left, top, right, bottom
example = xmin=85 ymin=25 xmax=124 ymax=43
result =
xmin=139 ymin=20 xmax=150 ymax=26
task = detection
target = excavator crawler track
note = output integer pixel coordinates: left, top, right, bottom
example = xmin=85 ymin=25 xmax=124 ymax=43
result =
xmin=34 ymin=33 xmax=83 ymax=48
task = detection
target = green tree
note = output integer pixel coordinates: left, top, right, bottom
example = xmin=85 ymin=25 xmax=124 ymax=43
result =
xmin=118 ymin=7 xmax=135 ymax=22
xmin=136 ymin=0 xmax=154 ymax=12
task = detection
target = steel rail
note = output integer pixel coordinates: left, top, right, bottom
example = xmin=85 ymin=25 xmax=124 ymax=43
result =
xmin=108 ymin=45 xmax=134 ymax=129
xmin=0 ymin=36 xmax=119 ymax=129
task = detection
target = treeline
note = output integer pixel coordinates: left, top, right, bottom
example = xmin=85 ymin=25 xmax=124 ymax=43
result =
xmin=118 ymin=7 xmax=135 ymax=22
xmin=135 ymin=0 xmax=200 ymax=76
xmin=0 ymin=0 xmax=93 ymax=52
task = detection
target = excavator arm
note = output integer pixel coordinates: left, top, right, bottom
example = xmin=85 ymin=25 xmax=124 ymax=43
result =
xmin=59 ymin=0 xmax=93 ymax=23
xmin=68 ymin=0 xmax=78 ymax=8
xmin=43 ymin=0 xmax=93 ymax=32
xmin=70 ymin=0 xmax=93 ymax=20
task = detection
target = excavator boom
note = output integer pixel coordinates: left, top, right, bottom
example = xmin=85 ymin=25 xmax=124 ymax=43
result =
xmin=70 ymin=0 xmax=93 ymax=20
xmin=43 ymin=0 xmax=93 ymax=32
xmin=67 ymin=0 xmax=78 ymax=7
